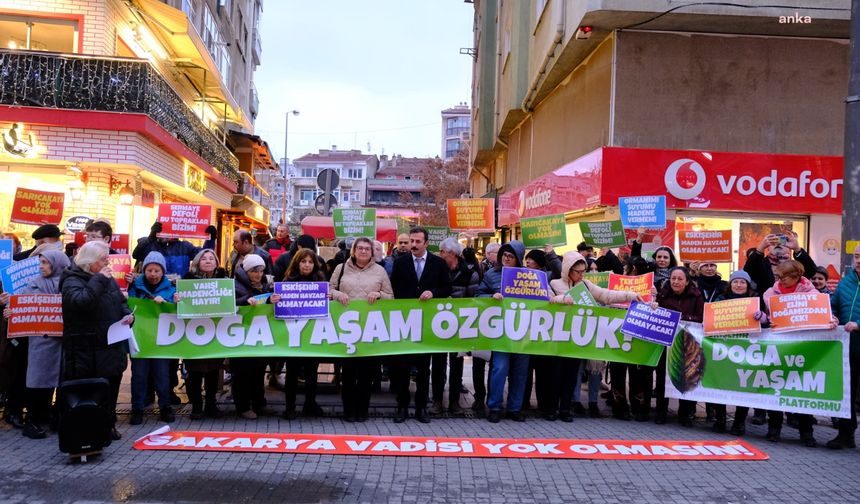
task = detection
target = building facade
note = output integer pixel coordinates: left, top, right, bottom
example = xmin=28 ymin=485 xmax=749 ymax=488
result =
xmin=0 ymin=0 xmax=273 ymax=257
xmin=441 ymin=102 xmax=470 ymax=160
xmin=289 ymin=147 xmax=379 ymax=220
xmin=366 ymin=154 xmax=430 ymax=221
xmin=469 ymin=0 xmax=849 ymax=275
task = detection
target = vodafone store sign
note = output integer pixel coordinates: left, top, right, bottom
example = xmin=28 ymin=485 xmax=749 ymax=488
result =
xmin=602 ymin=148 xmax=843 ymax=215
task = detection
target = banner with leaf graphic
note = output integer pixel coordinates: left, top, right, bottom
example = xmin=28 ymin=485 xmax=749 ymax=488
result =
xmin=664 ymin=324 xmax=850 ymax=418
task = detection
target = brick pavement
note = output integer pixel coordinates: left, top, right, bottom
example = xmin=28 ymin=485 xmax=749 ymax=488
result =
xmin=2 ymin=364 xmax=860 ymax=504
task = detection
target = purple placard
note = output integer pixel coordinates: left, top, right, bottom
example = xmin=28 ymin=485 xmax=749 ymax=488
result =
xmin=500 ymin=267 xmax=550 ymax=300
xmin=274 ymin=282 xmax=329 ymax=319
xmin=620 ymin=301 xmax=682 ymax=346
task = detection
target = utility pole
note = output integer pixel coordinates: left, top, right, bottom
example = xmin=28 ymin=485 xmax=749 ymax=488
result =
xmin=283 ymin=109 xmax=299 ymax=225
xmin=844 ymin=0 xmax=860 ymax=275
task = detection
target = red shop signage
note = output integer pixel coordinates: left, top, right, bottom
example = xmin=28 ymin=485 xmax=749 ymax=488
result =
xmin=601 ymin=147 xmax=843 ymax=215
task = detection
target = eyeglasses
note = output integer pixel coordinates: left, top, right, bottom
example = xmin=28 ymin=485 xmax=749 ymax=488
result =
xmin=502 ymin=252 xmax=516 ymax=260
xmin=355 ymin=246 xmax=372 ymax=252
xmin=570 ymin=268 xmax=586 ymax=275
xmin=398 ymin=241 xmax=409 ymax=245
xmin=700 ymin=264 xmax=717 ymax=268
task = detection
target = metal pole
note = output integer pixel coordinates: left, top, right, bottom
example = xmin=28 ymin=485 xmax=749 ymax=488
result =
xmin=843 ymin=0 xmax=860 ymax=275
xmin=288 ymin=110 xmax=291 ymax=224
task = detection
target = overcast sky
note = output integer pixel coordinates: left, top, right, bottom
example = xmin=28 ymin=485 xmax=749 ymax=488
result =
xmin=252 ymin=1 xmax=474 ymax=163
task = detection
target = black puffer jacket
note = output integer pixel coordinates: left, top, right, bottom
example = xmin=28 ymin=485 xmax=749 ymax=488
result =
xmin=60 ymin=265 xmax=130 ymax=379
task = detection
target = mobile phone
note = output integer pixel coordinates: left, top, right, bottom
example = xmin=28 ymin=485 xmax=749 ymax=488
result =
xmin=776 ymin=234 xmax=787 ymax=245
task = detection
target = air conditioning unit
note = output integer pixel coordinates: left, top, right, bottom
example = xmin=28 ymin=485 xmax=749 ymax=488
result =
xmin=299 ymin=200 xmax=310 ymax=206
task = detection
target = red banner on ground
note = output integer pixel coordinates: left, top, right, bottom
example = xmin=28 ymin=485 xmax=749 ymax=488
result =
xmin=7 ymin=294 xmax=63 ymax=337
xmin=133 ymin=429 xmax=767 ymax=461
xmin=157 ymin=203 xmax=211 ymax=239
xmin=10 ymin=188 xmax=64 ymax=226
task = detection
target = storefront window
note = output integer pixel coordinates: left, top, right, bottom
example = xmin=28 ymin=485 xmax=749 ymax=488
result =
xmin=0 ymin=15 xmax=78 ymax=53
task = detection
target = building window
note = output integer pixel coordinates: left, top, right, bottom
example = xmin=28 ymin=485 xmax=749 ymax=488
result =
xmin=446 ymin=139 xmax=463 ymax=158
xmin=445 ymin=116 xmax=470 ymax=136
xmin=346 ymin=167 xmax=364 ymax=179
xmin=343 ymin=190 xmax=360 ymax=202
xmin=203 ymin=6 xmax=231 ymax=86
xmin=300 ymin=167 xmax=318 ymax=178
xmin=181 ymin=0 xmax=196 ymax=21
xmin=0 ymin=14 xmax=79 ymax=53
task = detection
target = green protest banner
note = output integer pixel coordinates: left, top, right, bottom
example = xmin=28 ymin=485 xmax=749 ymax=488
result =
xmin=664 ymin=323 xmax=850 ymax=418
xmin=520 ymin=214 xmax=567 ymax=248
xmin=584 ymin=272 xmax=610 ymax=288
xmin=579 ymin=220 xmax=626 ymax=248
xmin=333 ymin=208 xmax=377 ymax=238
xmin=565 ymin=283 xmax=597 ymax=306
xmin=426 ymin=226 xmax=453 ymax=252
xmin=128 ymin=297 xmax=663 ymax=365
xmin=176 ymin=279 xmax=236 ymax=318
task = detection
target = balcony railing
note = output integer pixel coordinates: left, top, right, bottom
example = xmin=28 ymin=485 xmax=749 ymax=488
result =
xmin=0 ymin=50 xmax=240 ymax=183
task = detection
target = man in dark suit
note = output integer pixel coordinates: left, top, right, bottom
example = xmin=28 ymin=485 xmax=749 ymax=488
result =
xmin=389 ymin=227 xmax=452 ymax=423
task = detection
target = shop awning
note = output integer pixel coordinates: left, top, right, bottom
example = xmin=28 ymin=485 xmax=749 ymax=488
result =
xmin=133 ymin=0 xmax=252 ymax=131
xmin=301 ymin=216 xmax=399 ymax=242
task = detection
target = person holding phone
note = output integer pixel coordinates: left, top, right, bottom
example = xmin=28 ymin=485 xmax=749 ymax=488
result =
xmin=744 ymin=232 xmax=816 ymax=294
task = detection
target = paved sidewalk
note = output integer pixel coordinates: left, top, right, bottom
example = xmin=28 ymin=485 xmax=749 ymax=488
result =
xmin=2 ymin=367 xmax=860 ymax=503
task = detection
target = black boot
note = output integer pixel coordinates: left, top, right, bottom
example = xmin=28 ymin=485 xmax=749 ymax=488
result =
xmin=826 ymin=429 xmax=857 ymax=449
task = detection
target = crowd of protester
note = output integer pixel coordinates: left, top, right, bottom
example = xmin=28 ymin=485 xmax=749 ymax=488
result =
xmin=0 ymin=221 xmax=858 ymax=453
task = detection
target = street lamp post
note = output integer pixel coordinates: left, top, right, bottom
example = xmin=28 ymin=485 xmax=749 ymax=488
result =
xmin=283 ymin=109 xmax=300 ymax=225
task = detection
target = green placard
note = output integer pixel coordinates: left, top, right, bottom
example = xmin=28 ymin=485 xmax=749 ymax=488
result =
xmin=426 ymin=226 xmax=453 ymax=252
xmin=566 ymin=283 xmax=597 ymax=306
xmin=584 ymin=272 xmax=610 ymax=289
xmin=579 ymin=220 xmax=626 ymax=248
xmin=333 ymin=208 xmax=377 ymax=239
xmin=520 ymin=214 xmax=567 ymax=248
xmin=176 ymin=278 xmax=236 ymax=318
xmin=129 ymin=297 xmax=664 ymax=366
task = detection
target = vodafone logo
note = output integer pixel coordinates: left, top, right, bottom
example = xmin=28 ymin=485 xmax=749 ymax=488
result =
xmin=517 ymin=188 xmax=552 ymax=216
xmin=664 ymin=159 xmax=706 ymax=201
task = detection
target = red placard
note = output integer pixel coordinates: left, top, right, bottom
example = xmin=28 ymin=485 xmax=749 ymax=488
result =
xmin=678 ymin=230 xmax=733 ymax=263
xmin=607 ymin=272 xmax=654 ymax=306
xmin=9 ymin=188 xmax=65 ymax=225
xmin=133 ymin=429 xmax=767 ymax=461
xmin=74 ymin=232 xmax=130 ymax=255
xmin=157 ymin=203 xmax=212 ymax=239
xmin=601 ymin=147 xmax=843 ymax=215
xmin=7 ymin=294 xmax=63 ymax=338
xmin=107 ymin=254 xmax=132 ymax=291
xmin=703 ymin=297 xmax=761 ymax=336
xmin=447 ymin=198 xmax=495 ymax=231
xmin=768 ymin=292 xmax=833 ymax=333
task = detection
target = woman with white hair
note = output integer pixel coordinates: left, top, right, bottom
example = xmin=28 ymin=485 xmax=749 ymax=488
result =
xmin=60 ymin=240 xmax=133 ymax=441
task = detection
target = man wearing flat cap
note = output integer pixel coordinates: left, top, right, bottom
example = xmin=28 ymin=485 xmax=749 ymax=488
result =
xmin=13 ymin=224 xmax=64 ymax=260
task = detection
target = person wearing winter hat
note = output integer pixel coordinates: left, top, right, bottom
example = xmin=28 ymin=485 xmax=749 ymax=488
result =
xmin=232 ymin=253 xmax=274 ymax=419
xmin=127 ymin=251 xmax=178 ymax=425
xmin=13 ymin=224 xmax=64 ymax=260
xmin=477 ymin=240 xmax=531 ymax=423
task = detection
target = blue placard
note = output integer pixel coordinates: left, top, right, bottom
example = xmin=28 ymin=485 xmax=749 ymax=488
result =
xmin=500 ymin=267 xmax=550 ymax=301
xmin=0 ymin=256 xmax=41 ymax=294
xmin=0 ymin=239 xmax=13 ymax=271
xmin=273 ymin=282 xmax=329 ymax=319
xmin=619 ymin=196 xmax=666 ymax=229
xmin=620 ymin=301 xmax=681 ymax=346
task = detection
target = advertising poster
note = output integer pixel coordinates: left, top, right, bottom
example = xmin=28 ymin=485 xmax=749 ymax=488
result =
xmin=767 ymin=293 xmax=833 ymax=333
xmin=501 ymin=267 xmax=550 ymax=300
xmin=703 ymin=298 xmax=761 ymax=336
xmin=0 ymin=256 xmax=40 ymax=294
xmin=678 ymin=230 xmax=732 ymax=263
xmin=619 ymin=196 xmax=666 ymax=229
xmin=447 ymin=198 xmax=495 ymax=231
xmin=6 ymin=293 xmax=63 ymax=337
xmin=74 ymin=232 xmax=131 ymax=255
xmin=426 ymin=226 xmax=453 ymax=253
xmin=0 ymin=239 xmax=13 ymax=271
xmin=579 ymin=221 xmax=626 ymax=249
xmin=10 ymin=188 xmax=64 ymax=225
xmin=107 ymin=254 xmax=132 ymax=291
xmin=333 ymin=208 xmax=377 ymax=239
xmin=620 ymin=301 xmax=682 ymax=346
xmin=273 ymin=282 xmax=329 ymax=319
xmin=157 ymin=203 xmax=212 ymax=239
xmin=520 ymin=214 xmax=567 ymax=248
xmin=665 ymin=324 xmax=850 ymax=419
xmin=565 ymin=283 xmax=597 ymax=306
xmin=607 ymin=272 xmax=654 ymax=306
xmin=176 ymin=278 xmax=236 ymax=318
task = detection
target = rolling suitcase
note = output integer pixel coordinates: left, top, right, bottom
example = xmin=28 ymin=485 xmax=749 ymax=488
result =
xmin=58 ymin=378 xmax=112 ymax=462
